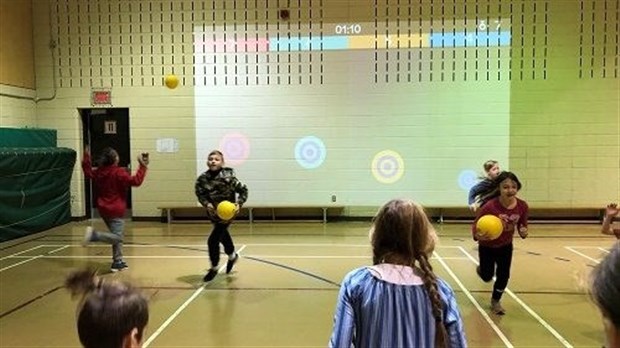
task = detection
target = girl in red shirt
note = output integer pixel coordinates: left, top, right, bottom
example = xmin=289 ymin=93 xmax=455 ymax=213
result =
xmin=472 ymin=171 xmax=529 ymax=315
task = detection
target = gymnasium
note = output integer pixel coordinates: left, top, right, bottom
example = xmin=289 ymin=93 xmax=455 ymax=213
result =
xmin=0 ymin=0 xmax=618 ymax=347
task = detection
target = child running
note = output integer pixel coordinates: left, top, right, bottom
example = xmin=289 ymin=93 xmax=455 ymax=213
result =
xmin=195 ymin=150 xmax=248 ymax=282
xmin=81 ymin=147 xmax=148 ymax=272
xmin=472 ymin=171 xmax=528 ymax=315
xmin=329 ymin=198 xmax=466 ymax=348
xmin=468 ymin=160 xmax=501 ymax=212
xmin=601 ymin=203 xmax=620 ymax=239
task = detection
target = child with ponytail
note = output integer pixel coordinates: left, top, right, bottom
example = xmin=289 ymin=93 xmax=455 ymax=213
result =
xmin=329 ymin=199 xmax=466 ymax=348
xmin=65 ymin=269 xmax=149 ymax=348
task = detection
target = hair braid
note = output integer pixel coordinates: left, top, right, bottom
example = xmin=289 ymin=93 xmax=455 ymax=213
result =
xmin=417 ymin=254 xmax=449 ymax=348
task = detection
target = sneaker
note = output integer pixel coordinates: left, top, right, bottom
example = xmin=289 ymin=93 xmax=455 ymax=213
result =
xmin=82 ymin=227 xmax=94 ymax=246
xmin=111 ymin=261 xmax=128 ymax=273
xmin=226 ymin=253 xmax=239 ymax=274
xmin=203 ymin=269 xmax=218 ymax=282
xmin=491 ymin=300 xmax=506 ymax=315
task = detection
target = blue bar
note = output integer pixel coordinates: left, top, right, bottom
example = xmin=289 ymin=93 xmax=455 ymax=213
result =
xmin=429 ymin=31 xmax=511 ymax=47
xmin=269 ymin=36 xmax=348 ymax=51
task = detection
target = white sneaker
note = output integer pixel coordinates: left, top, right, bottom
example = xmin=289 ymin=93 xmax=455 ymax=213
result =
xmin=83 ymin=227 xmax=94 ymax=246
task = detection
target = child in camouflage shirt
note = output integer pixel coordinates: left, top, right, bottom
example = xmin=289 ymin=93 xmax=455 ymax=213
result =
xmin=195 ymin=150 xmax=248 ymax=282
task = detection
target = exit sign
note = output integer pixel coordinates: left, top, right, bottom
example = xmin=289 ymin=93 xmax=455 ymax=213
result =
xmin=91 ymin=89 xmax=112 ymax=105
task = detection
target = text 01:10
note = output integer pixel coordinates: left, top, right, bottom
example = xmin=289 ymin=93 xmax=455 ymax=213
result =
xmin=335 ymin=24 xmax=362 ymax=35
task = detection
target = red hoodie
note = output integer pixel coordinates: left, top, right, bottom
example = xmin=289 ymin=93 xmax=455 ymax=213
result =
xmin=82 ymin=153 xmax=147 ymax=218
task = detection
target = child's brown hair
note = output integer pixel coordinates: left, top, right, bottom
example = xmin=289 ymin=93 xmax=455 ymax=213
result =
xmin=65 ymin=269 xmax=149 ymax=348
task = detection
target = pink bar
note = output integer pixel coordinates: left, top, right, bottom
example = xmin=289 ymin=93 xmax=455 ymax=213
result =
xmin=197 ymin=38 xmax=269 ymax=53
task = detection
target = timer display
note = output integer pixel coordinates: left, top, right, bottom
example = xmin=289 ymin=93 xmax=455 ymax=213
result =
xmin=334 ymin=24 xmax=362 ymax=35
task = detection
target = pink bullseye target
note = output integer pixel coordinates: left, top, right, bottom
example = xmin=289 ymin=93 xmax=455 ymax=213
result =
xmin=219 ymin=132 xmax=250 ymax=165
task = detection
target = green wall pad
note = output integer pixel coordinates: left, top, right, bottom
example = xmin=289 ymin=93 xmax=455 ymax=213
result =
xmin=0 ymin=128 xmax=57 ymax=148
xmin=0 ymin=147 xmax=76 ymax=242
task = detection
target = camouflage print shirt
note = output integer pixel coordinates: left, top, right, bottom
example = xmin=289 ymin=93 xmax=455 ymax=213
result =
xmin=195 ymin=167 xmax=248 ymax=207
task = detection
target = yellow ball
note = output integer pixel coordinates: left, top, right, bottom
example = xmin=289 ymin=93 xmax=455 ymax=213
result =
xmin=164 ymin=74 xmax=179 ymax=89
xmin=216 ymin=200 xmax=236 ymax=221
xmin=476 ymin=214 xmax=503 ymax=240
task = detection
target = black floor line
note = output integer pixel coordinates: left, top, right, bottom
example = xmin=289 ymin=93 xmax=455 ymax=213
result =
xmin=0 ymin=285 xmax=63 ymax=319
xmin=242 ymin=255 xmax=340 ymax=287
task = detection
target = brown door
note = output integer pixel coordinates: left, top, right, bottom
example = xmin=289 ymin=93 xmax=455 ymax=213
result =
xmin=79 ymin=108 xmax=131 ymax=218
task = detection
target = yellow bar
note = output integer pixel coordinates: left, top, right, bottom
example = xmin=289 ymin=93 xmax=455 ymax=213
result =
xmin=348 ymin=34 xmax=429 ymax=49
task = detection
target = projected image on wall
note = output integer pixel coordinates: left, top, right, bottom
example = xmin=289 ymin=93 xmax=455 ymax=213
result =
xmin=194 ymin=19 xmax=511 ymax=205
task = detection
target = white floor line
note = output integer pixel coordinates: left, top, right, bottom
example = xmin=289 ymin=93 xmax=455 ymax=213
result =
xmin=41 ymin=243 xmax=464 ymax=248
xmin=597 ymin=247 xmax=610 ymax=254
xmin=565 ymin=245 xmax=608 ymax=249
xmin=42 ymin=243 xmax=209 ymax=248
xmin=0 ymin=245 xmax=45 ymax=260
xmin=143 ymin=244 xmax=247 ymax=348
xmin=4 ymin=255 xmax=470 ymax=260
xmin=143 ymin=284 xmax=205 ymax=347
xmin=0 ymin=246 xmax=69 ymax=272
xmin=433 ymin=251 xmax=513 ymax=348
xmin=564 ymin=247 xmax=601 ymax=264
xmin=458 ymin=246 xmax=573 ymax=348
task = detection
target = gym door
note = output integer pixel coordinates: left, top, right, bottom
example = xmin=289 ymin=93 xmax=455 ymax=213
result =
xmin=79 ymin=108 xmax=131 ymax=218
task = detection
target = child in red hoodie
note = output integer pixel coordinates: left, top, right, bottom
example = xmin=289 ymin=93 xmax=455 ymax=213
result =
xmin=81 ymin=147 xmax=148 ymax=272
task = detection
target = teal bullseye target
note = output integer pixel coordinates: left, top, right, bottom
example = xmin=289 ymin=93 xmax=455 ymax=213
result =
xmin=295 ymin=136 xmax=326 ymax=169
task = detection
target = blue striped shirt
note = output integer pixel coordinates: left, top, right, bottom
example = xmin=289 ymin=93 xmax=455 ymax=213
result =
xmin=329 ymin=267 xmax=467 ymax=348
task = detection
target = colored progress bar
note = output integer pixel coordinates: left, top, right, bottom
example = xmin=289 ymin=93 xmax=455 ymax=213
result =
xmin=195 ymin=32 xmax=511 ymax=53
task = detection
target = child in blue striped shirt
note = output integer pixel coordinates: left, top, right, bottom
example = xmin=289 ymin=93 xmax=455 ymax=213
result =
xmin=329 ymin=199 xmax=466 ymax=348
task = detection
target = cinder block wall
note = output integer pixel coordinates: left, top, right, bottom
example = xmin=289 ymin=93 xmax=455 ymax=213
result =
xmin=11 ymin=0 xmax=619 ymax=218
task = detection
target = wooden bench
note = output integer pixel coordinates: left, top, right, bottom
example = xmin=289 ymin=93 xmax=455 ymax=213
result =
xmin=424 ymin=206 xmax=604 ymax=223
xmin=158 ymin=204 xmax=346 ymax=224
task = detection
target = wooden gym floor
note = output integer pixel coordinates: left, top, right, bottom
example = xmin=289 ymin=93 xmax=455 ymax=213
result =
xmin=0 ymin=220 xmax=615 ymax=347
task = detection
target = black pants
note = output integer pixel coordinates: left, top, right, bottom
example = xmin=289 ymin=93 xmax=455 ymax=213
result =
xmin=207 ymin=223 xmax=235 ymax=268
xmin=478 ymin=243 xmax=513 ymax=301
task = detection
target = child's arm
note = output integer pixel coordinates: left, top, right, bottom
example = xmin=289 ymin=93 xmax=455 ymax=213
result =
xmin=517 ymin=200 xmax=529 ymax=239
xmin=468 ymin=182 xmax=482 ymax=206
xmin=194 ymin=174 xmax=213 ymax=208
xmin=81 ymin=147 xmax=95 ymax=179
xmin=602 ymin=203 xmax=619 ymax=236
xmin=116 ymin=155 xmax=148 ymax=187
xmin=233 ymin=178 xmax=248 ymax=206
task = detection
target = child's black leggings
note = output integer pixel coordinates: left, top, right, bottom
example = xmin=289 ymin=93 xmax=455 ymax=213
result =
xmin=478 ymin=243 xmax=513 ymax=301
xmin=207 ymin=223 xmax=235 ymax=267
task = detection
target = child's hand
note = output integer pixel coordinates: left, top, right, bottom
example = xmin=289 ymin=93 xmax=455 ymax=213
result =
xmin=138 ymin=153 xmax=149 ymax=166
xmin=474 ymin=228 xmax=490 ymax=241
xmin=605 ymin=203 xmax=619 ymax=218
xmin=518 ymin=227 xmax=528 ymax=239
xmin=469 ymin=203 xmax=480 ymax=212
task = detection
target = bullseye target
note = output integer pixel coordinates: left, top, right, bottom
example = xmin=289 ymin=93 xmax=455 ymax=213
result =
xmin=371 ymin=150 xmax=404 ymax=184
xmin=218 ymin=132 xmax=250 ymax=165
xmin=294 ymin=136 xmax=326 ymax=169
xmin=458 ymin=169 xmax=478 ymax=191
